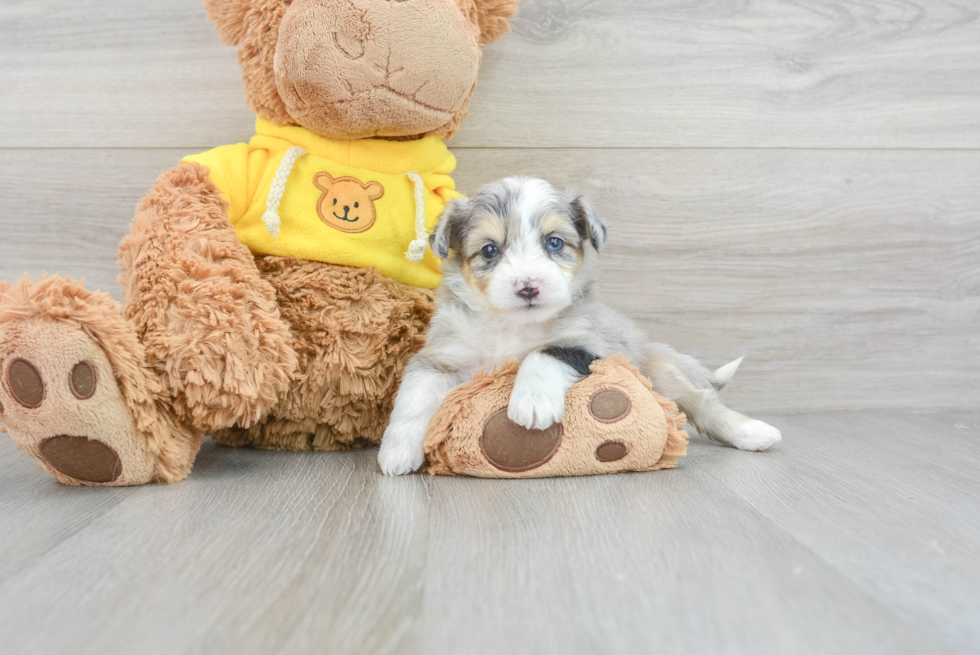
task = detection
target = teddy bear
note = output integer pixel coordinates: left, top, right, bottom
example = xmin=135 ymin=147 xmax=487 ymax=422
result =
xmin=0 ymin=0 xmax=522 ymax=486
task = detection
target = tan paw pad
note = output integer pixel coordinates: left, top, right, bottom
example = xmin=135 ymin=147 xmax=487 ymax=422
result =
xmin=480 ymin=409 xmax=563 ymax=473
xmin=70 ymin=361 xmax=97 ymax=400
xmin=7 ymin=358 xmax=45 ymax=408
xmin=38 ymin=435 xmax=122 ymax=483
xmin=595 ymin=440 xmax=629 ymax=463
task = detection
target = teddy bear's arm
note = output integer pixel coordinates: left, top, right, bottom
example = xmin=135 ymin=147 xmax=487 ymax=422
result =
xmin=117 ymin=162 xmax=299 ymax=432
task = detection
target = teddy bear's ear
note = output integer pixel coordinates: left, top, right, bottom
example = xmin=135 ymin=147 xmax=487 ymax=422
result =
xmin=206 ymin=0 xmax=294 ymax=126
xmin=468 ymin=0 xmax=522 ymax=45
xmin=203 ymin=0 xmax=253 ymax=46
xmin=364 ymin=181 xmax=385 ymax=200
xmin=314 ymin=173 xmax=335 ymax=191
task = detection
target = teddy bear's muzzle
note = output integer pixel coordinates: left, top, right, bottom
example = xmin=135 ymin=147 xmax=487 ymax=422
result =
xmin=274 ymin=0 xmax=481 ymax=140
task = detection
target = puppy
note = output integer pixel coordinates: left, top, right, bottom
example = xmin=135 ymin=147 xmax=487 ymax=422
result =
xmin=378 ymin=177 xmax=781 ymax=475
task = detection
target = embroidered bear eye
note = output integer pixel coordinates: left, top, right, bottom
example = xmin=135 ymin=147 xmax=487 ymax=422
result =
xmin=546 ymin=237 xmax=565 ymax=252
xmin=333 ymin=198 xmax=337 ymax=205
xmin=354 ymin=202 xmax=359 ymax=208
xmin=481 ymin=244 xmax=500 ymax=260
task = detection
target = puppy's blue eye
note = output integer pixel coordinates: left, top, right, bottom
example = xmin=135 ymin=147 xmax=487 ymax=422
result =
xmin=481 ymin=244 xmax=500 ymax=260
xmin=546 ymin=237 xmax=565 ymax=252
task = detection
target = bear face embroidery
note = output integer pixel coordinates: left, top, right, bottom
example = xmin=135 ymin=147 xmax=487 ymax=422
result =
xmin=313 ymin=173 xmax=385 ymax=234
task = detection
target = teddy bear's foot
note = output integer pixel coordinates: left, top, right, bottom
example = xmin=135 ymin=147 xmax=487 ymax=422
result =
xmin=1 ymin=321 xmax=151 ymax=485
xmin=0 ymin=277 xmax=200 ymax=486
xmin=424 ymin=357 xmax=689 ymax=478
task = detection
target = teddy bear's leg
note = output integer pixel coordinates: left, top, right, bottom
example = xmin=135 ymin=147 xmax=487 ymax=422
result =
xmin=213 ymin=417 xmax=376 ymax=452
xmin=0 ymin=277 xmax=200 ymax=485
xmin=211 ymin=258 xmax=433 ymax=451
xmin=118 ymin=163 xmax=299 ymax=433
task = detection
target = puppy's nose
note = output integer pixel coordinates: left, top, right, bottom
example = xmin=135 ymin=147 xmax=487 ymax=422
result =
xmin=516 ymin=280 xmax=540 ymax=300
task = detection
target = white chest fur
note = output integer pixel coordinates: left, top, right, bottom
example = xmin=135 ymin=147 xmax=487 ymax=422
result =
xmin=466 ymin=320 xmax=552 ymax=374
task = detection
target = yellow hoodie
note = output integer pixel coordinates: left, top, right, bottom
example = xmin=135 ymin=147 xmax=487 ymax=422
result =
xmin=182 ymin=118 xmax=459 ymax=290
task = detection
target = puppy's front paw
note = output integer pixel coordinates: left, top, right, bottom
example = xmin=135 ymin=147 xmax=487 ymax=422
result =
xmin=507 ymin=383 xmax=566 ymax=431
xmin=378 ymin=424 xmax=426 ymax=476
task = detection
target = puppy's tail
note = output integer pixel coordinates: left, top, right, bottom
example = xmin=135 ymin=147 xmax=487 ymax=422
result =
xmin=711 ymin=356 xmax=744 ymax=390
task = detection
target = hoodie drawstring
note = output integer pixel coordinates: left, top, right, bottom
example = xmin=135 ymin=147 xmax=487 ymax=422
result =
xmin=404 ymin=171 xmax=430 ymax=263
xmin=262 ymin=146 xmax=307 ymax=238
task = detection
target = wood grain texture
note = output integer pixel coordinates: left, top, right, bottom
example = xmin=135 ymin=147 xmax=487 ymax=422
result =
xmin=1 ymin=0 xmax=980 ymax=149
xmin=1 ymin=413 xmax=977 ymax=655
xmin=697 ymin=412 xmax=980 ymax=654
xmin=1 ymin=147 xmax=977 ymax=413
xmin=0 ymin=444 xmax=431 ymax=655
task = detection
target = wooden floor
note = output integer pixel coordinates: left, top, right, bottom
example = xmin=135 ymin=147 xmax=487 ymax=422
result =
xmin=1 ymin=0 xmax=979 ymax=653
xmin=0 ymin=412 xmax=977 ymax=655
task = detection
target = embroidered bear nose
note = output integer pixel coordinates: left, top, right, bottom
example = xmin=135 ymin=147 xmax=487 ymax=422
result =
xmin=344 ymin=206 xmax=350 ymax=212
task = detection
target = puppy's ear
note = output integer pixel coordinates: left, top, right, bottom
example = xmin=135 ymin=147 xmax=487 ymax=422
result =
xmin=431 ymin=198 xmax=469 ymax=259
xmin=568 ymin=192 xmax=608 ymax=252
xmin=467 ymin=0 xmax=522 ymax=45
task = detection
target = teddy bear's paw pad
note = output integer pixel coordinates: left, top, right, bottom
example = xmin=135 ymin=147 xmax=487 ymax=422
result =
xmin=589 ymin=389 xmax=631 ymax=423
xmin=595 ymin=440 xmax=629 ymax=463
xmin=0 ymin=320 xmax=154 ymax=486
xmin=38 ymin=436 xmax=122 ymax=483
xmin=7 ymin=359 xmax=45 ymax=408
xmin=480 ymin=409 xmax=563 ymax=473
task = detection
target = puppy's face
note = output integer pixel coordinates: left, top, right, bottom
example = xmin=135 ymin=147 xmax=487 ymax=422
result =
xmin=433 ymin=177 xmax=607 ymax=323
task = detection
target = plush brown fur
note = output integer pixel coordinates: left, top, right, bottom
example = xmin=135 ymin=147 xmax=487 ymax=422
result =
xmin=212 ymin=257 xmax=434 ymax=451
xmin=118 ymin=162 xmax=298 ymax=433
xmin=424 ymin=357 xmax=688 ymax=478
xmin=0 ymin=277 xmax=200 ymax=485
xmin=462 ymin=0 xmax=521 ymax=45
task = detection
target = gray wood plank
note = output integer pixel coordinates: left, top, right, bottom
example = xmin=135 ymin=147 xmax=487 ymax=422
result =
xmin=0 ymin=149 xmax=177 ymax=295
xmin=1 ymin=0 xmax=979 ymax=149
xmin=1 ymin=416 xmax=968 ymax=655
xmin=0 ymin=437 xmax=131 ymax=584
xmin=696 ymin=412 xmax=980 ymax=654
xmin=417 ymin=461 xmax=944 ymax=655
xmin=1 ymin=147 xmax=977 ymax=413
xmin=0 ymin=440 xmax=431 ymax=655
